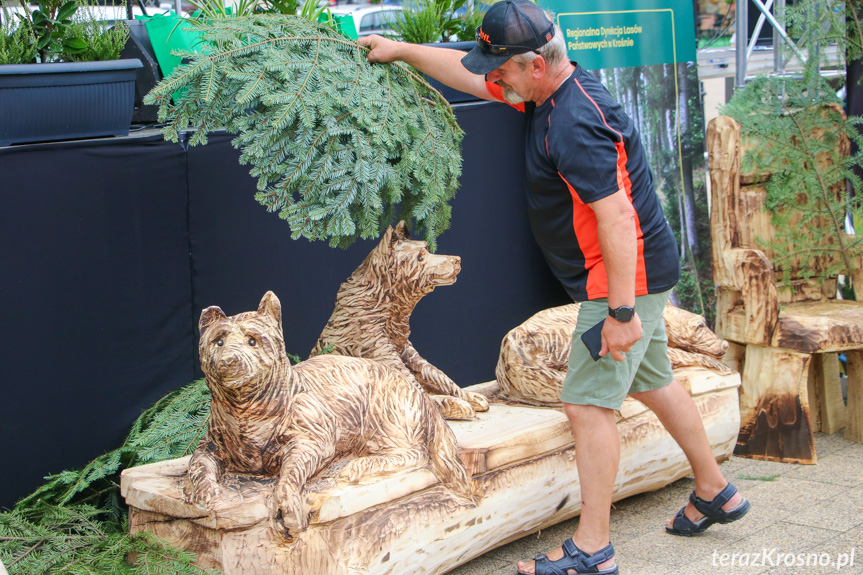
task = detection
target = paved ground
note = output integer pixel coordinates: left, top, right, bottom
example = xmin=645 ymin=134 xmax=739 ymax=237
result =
xmin=449 ymin=431 xmax=863 ymax=575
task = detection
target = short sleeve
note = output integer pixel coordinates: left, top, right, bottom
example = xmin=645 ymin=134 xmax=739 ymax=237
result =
xmin=547 ymin=107 xmax=623 ymax=204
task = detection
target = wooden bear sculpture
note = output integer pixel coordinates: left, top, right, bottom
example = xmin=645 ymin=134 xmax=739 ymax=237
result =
xmin=187 ymin=291 xmax=474 ymax=537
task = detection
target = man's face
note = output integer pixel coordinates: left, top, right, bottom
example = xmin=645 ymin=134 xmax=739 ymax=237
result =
xmin=487 ymin=59 xmax=530 ymax=105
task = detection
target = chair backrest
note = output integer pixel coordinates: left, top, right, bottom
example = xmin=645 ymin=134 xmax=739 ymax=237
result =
xmin=708 ymin=106 xmax=848 ymax=306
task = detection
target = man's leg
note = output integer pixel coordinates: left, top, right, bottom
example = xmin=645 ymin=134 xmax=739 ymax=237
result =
xmin=630 ymin=380 xmax=744 ymax=525
xmin=516 ymin=403 xmax=618 ymax=574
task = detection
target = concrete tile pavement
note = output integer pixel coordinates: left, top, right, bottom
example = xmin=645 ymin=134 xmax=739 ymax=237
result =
xmin=448 ymin=431 xmax=863 ymax=575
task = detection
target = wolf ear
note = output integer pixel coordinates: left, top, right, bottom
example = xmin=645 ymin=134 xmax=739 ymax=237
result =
xmin=200 ymin=306 xmax=227 ymax=335
xmin=394 ymin=220 xmax=410 ymax=240
xmin=377 ymin=225 xmax=396 ymax=253
xmin=258 ymin=291 xmax=283 ymax=329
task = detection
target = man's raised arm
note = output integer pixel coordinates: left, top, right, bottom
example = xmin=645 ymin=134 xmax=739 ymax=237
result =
xmin=358 ymin=35 xmax=494 ymax=102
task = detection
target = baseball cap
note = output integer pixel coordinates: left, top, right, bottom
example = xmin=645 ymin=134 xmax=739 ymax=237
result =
xmin=461 ymin=0 xmax=555 ymax=76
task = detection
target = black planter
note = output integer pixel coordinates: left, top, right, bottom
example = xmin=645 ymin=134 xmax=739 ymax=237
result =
xmin=0 ymin=58 xmax=143 ymax=146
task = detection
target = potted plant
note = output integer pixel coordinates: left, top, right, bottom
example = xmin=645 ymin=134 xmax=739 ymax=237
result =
xmin=0 ymin=0 xmax=142 ymax=146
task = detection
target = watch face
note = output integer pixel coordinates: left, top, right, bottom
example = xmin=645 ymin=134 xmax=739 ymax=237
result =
xmin=610 ymin=306 xmax=634 ymax=322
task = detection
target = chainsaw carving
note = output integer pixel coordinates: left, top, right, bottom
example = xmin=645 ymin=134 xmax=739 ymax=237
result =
xmin=189 ymin=291 xmax=474 ymax=536
xmin=496 ymin=303 xmax=732 ymax=406
xmin=123 ymin=297 xmax=741 ymax=575
xmin=312 ymin=221 xmax=490 ymax=419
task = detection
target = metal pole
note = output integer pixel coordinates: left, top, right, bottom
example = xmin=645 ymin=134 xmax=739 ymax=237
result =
xmin=736 ymin=0 xmax=749 ymax=87
xmin=773 ymin=0 xmax=785 ymax=73
xmin=750 ymin=0 xmax=806 ymax=62
xmin=746 ymin=0 xmax=774 ymax=62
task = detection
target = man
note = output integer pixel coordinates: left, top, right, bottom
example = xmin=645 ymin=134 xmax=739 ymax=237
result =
xmin=360 ymin=2 xmax=750 ymax=573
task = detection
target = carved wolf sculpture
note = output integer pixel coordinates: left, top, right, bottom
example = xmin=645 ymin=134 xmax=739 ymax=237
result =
xmin=312 ymin=221 xmax=490 ymax=420
xmin=496 ymin=303 xmax=732 ymax=406
xmin=187 ymin=291 xmax=474 ymax=536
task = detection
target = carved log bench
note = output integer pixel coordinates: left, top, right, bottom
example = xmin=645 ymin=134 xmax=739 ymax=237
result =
xmin=122 ymin=372 xmax=739 ymax=575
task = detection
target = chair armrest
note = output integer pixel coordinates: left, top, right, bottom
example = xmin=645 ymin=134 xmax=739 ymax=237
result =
xmin=727 ymin=247 xmax=779 ymax=345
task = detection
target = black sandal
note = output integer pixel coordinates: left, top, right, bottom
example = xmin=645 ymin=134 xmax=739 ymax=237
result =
xmin=666 ymin=482 xmax=751 ymax=536
xmin=517 ymin=538 xmax=619 ymax=575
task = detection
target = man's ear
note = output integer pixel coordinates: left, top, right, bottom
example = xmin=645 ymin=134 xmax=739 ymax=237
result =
xmin=531 ymin=55 xmax=546 ymax=80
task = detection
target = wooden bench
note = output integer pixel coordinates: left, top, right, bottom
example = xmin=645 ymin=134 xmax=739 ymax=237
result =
xmin=122 ymin=373 xmax=739 ymax=575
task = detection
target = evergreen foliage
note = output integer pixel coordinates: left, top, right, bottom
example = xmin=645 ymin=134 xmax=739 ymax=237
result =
xmin=18 ymin=379 xmax=211 ymax=513
xmin=61 ymin=15 xmax=130 ymax=63
xmin=0 ymin=503 xmax=218 ymax=574
xmin=144 ymin=15 xmax=464 ymax=250
xmin=722 ymin=0 xmax=863 ymax=286
xmin=1 ymin=380 xmax=215 ymax=574
xmin=0 ymin=8 xmax=38 ymax=64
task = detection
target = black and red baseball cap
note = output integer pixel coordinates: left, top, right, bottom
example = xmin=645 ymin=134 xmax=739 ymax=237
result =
xmin=461 ymin=0 xmax=556 ymax=75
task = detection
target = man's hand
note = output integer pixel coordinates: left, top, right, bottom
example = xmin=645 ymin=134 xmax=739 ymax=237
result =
xmin=600 ymin=313 xmax=643 ymax=361
xmin=358 ymin=34 xmax=402 ymax=63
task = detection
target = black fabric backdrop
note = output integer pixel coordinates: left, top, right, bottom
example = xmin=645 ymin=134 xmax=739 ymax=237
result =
xmin=0 ymin=100 xmax=570 ymax=510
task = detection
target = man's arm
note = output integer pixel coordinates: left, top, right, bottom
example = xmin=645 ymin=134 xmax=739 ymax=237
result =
xmin=359 ymin=35 xmax=493 ymax=101
xmin=591 ymin=189 xmax=643 ymax=361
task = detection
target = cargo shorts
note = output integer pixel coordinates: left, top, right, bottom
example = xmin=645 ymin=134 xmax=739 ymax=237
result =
xmin=560 ymin=289 xmax=675 ymax=410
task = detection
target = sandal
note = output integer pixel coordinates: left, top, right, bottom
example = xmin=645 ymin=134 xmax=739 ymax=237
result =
xmin=666 ymin=482 xmax=751 ymax=536
xmin=517 ymin=538 xmax=619 ymax=575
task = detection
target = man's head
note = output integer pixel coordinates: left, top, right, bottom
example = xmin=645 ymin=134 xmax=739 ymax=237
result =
xmin=461 ymin=0 xmax=557 ymax=76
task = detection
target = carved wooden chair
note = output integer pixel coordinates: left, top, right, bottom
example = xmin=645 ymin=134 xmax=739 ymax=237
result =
xmin=707 ymin=112 xmax=863 ymax=463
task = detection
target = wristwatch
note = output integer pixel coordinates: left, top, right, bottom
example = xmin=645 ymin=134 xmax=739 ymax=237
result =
xmin=608 ymin=305 xmax=635 ymax=323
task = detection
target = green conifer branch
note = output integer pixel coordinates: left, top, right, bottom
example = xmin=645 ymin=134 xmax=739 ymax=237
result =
xmin=145 ymin=15 xmax=463 ymax=250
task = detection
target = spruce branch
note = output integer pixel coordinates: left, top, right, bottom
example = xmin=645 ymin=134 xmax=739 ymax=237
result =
xmin=145 ymin=15 xmax=463 ymax=250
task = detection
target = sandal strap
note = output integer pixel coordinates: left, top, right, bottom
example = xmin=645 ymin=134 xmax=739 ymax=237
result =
xmin=690 ymin=483 xmax=738 ymax=518
xmin=562 ymin=539 xmax=616 ymax=570
xmin=534 ymin=553 xmax=568 ymax=575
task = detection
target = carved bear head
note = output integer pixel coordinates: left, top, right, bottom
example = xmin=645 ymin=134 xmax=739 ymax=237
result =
xmin=198 ymin=292 xmax=288 ymax=394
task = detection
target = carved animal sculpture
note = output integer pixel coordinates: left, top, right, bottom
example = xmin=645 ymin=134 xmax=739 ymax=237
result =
xmin=496 ymin=303 xmax=732 ymax=406
xmin=187 ymin=291 xmax=474 ymax=536
xmin=312 ymin=221 xmax=490 ymax=420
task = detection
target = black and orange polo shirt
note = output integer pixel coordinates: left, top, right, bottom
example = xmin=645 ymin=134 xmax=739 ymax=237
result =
xmin=486 ymin=63 xmax=680 ymax=302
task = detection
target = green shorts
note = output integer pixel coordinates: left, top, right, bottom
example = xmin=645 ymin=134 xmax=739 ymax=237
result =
xmin=560 ymin=290 xmax=675 ymax=410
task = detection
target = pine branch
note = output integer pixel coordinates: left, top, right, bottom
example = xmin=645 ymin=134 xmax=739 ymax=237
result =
xmin=145 ymin=15 xmax=463 ymax=250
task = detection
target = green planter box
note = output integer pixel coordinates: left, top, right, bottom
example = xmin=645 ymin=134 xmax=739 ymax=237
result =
xmin=0 ymin=59 xmax=143 ymax=147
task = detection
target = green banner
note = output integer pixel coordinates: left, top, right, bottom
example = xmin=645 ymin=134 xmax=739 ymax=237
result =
xmin=539 ymin=0 xmax=696 ymax=70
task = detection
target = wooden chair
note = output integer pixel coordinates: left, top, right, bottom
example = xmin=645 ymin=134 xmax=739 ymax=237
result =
xmin=707 ymin=112 xmax=863 ymax=464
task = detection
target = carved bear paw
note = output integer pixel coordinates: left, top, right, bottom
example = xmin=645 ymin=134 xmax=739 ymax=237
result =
xmin=463 ymin=390 xmax=490 ymax=412
xmin=433 ymin=395 xmax=476 ymax=419
xmin=338 ymin=458 xmax=367 ymax=484
xmin=183 ymin=477 xmax=222 ymax=510
xmin=274 ymin=483 xmax=309 ymax=536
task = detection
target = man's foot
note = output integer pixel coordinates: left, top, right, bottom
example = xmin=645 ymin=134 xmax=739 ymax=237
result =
xmin=665 ymin=484 xmax=744 ymax=528
xmin=516 ymin=537 xmax=617 ymax=574
xmin=666 ymin=483 xmax=750 ymax=536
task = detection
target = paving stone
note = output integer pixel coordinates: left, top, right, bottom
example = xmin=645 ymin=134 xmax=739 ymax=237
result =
xmin=446 ymin=553 xmax=513 ymax=575
xmin=781 ymin=489 xmax=863 ymax=532
xmin=783 ymin=451 xmax=863 ymax=487
xmin=448 ymin=439 xmax=863 ymax=575
xmin=813 ymin=431 xmax=860 ymax=457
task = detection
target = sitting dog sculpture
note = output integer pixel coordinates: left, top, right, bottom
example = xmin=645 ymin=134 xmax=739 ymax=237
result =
xmin=312 ymin=221 xmax=490 ymax=419
xmin=186 ymin=291 xmax=474 ymax=536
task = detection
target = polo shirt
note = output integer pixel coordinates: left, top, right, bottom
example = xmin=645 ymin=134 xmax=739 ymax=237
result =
xmin=486 ymin=63 xmax=680 ymax=302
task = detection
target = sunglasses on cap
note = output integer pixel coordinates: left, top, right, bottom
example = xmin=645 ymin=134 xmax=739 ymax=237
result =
xmin=474 ymin=21 xmax=555 ymax=56
xmin=474 ymin=25 xmax=543 ymax=56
